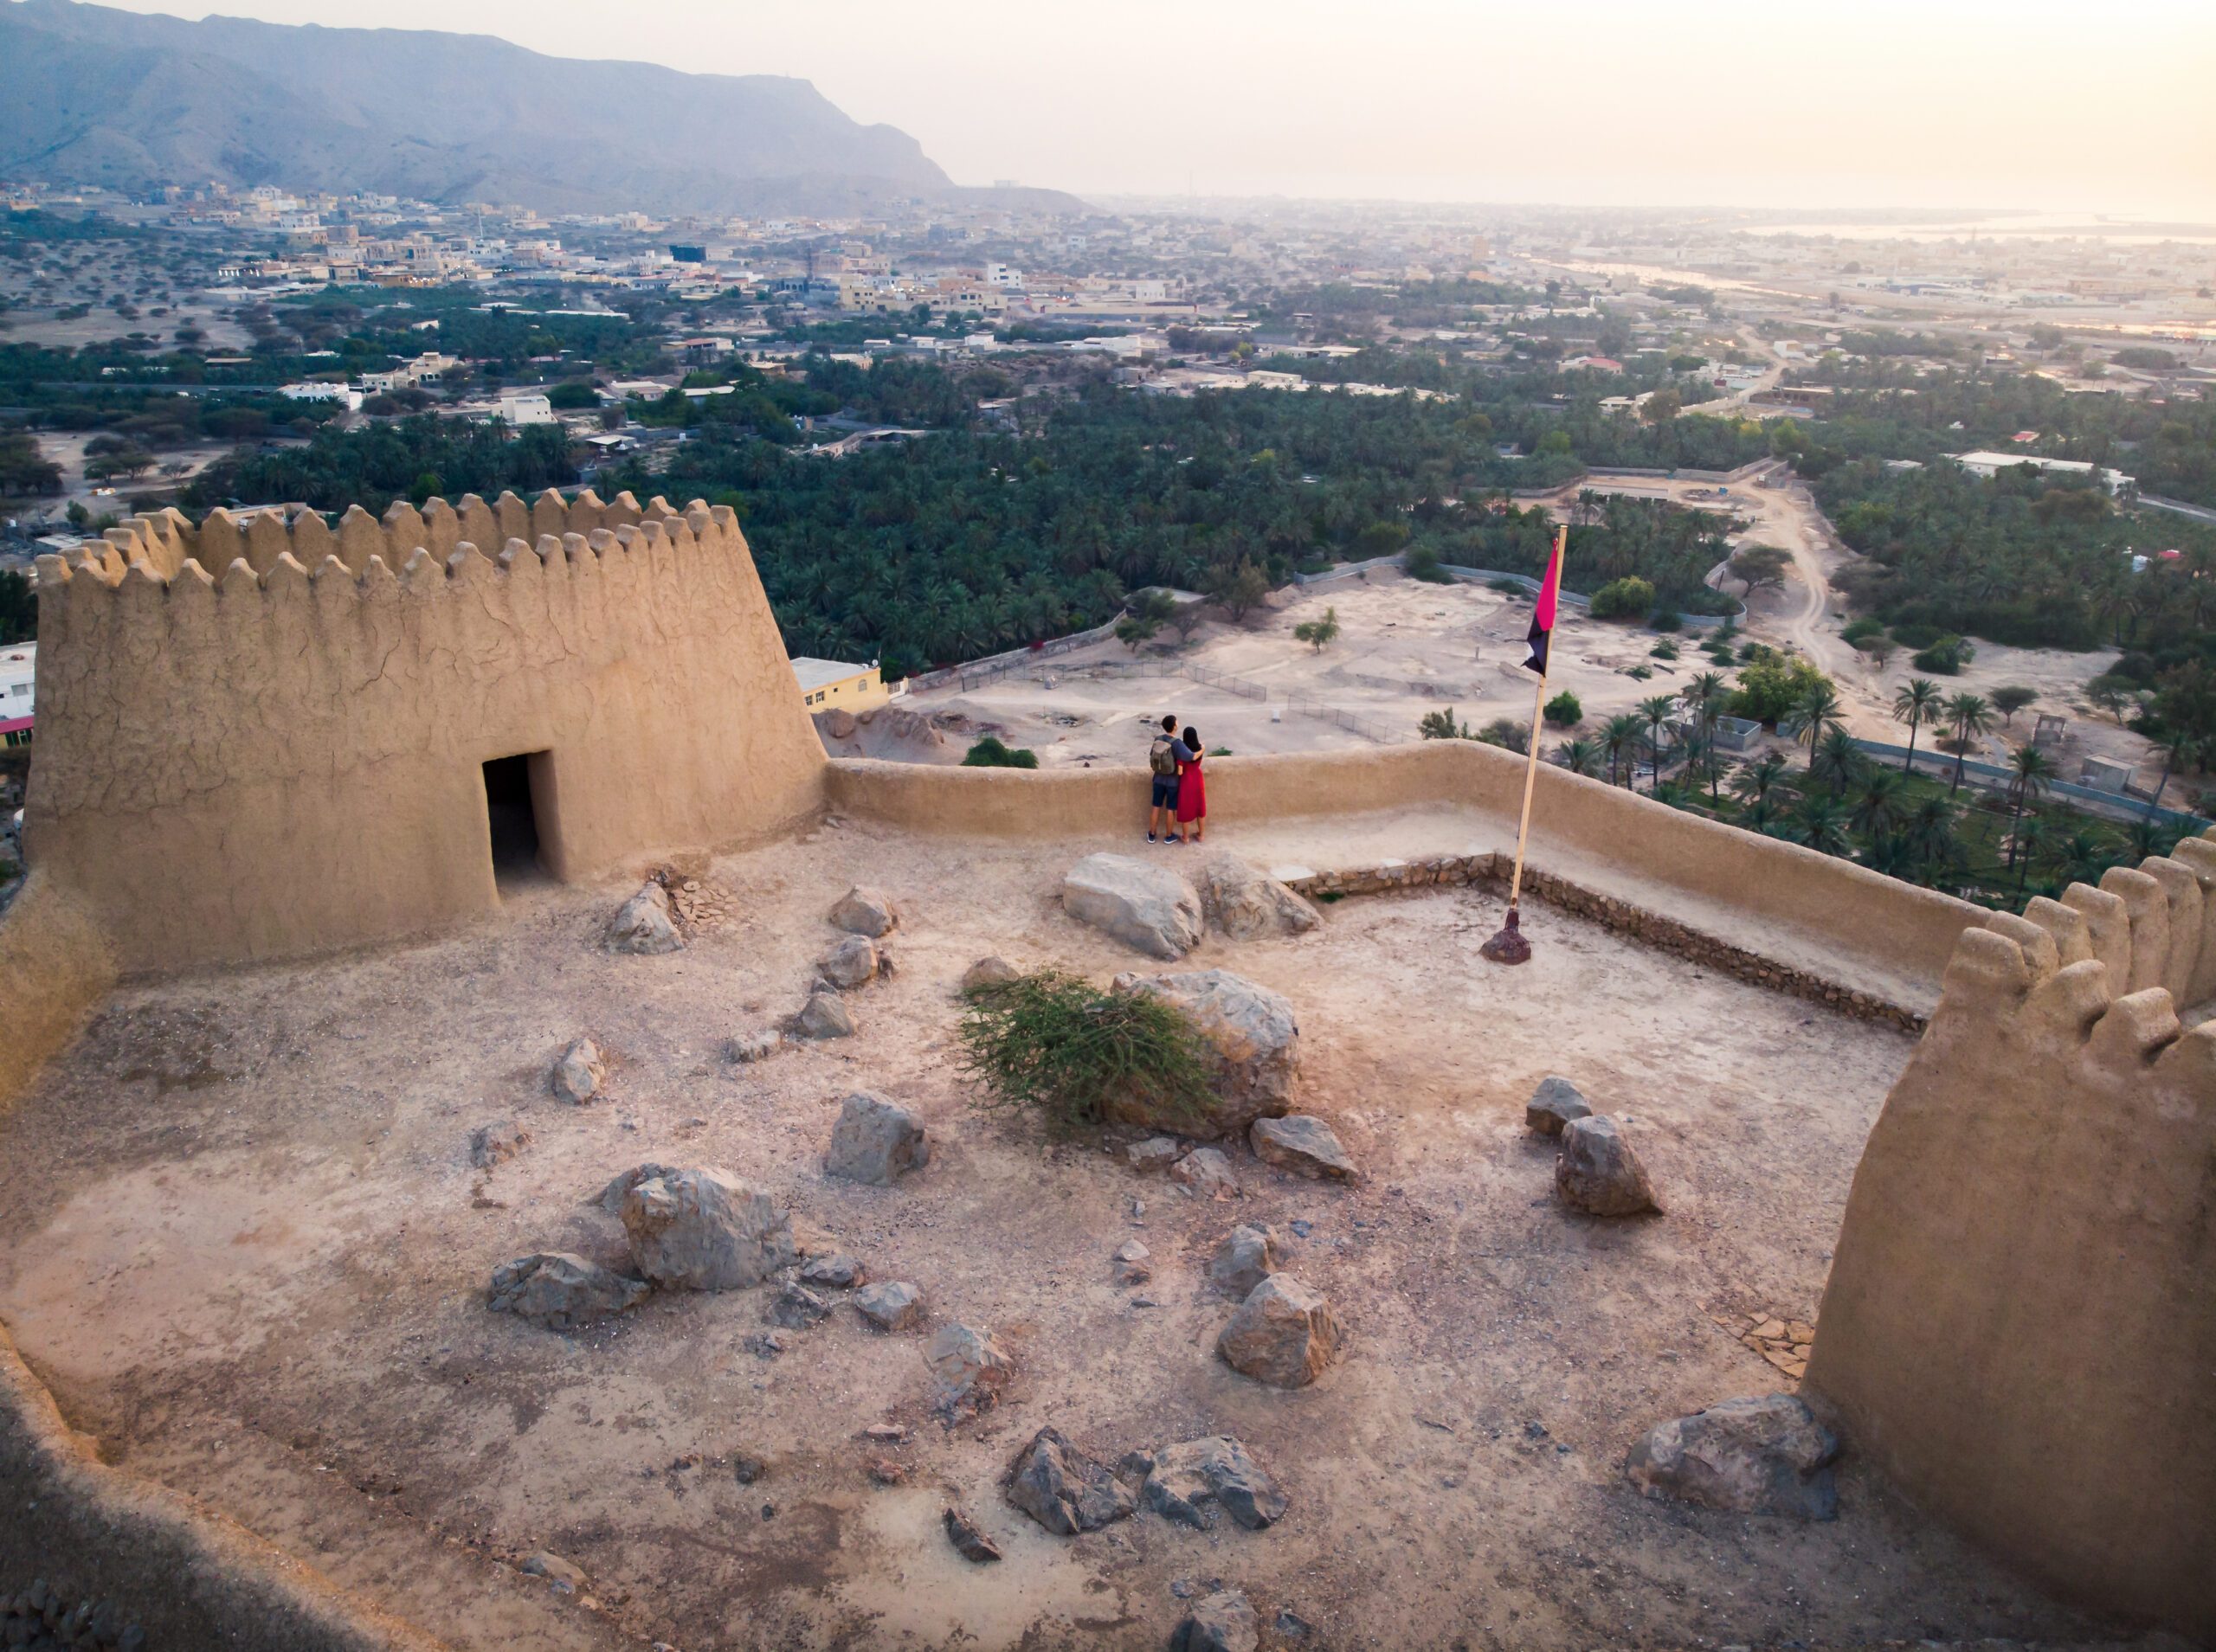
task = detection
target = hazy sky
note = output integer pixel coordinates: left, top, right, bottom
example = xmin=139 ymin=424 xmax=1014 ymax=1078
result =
xmin=87 ymin=0 xmax=2216 ymax=215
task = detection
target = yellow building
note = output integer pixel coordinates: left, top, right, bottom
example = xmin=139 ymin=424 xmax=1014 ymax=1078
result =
xmin=789 ymin=655 xmax=889 ymax=714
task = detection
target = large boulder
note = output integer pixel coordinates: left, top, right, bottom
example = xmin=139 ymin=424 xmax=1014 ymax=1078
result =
xmin=823 ymin=1091 xmax=930 ymax=1186
xmin=1218 ymin=1275 xmax=1343 ymax=1389
xmin=926 ymin=1322 xmax=1012 ymax=1415
xmin=606 ymin=882 xmax=682 ymax=955
xmin=1250 ymin=1115 xmax=1356 ymax=1180
xmin=1172 ymin=1146 xmax=1242 ymax=1201
xmin=1172 ymin=1591 xmax=1259 ymax=1652
xmin=1195 ymin=853 xmax=1320 ymax=941
xmin=817 ymin=934 xmax=879 ymax=989
xmin=1624 ymin=1393 xmax=1840 ymax=1520
xmin=829 ymin=885 xmax=898 ymax=938
xmin=1139 ymin=1436 xmax=1286 ymax=1531
xmin=487 ymin=1253 xmax=648 ymax=1330
xmin=1113 ymin=970 xmax=1299 ymax=1135
xmin=551 ymin=1038 xmax=604 ymax=1104
xmin=1004 ymin=1426 xmax=1137 ymax=1535
xmin=1062 ymin=853 xmax=1202 ymax=960
xmin=617 ymin=1167 xmax=796 ymax=1290
xmin=855 ymin=1280 xmax=924 ymax=1332
xmin=470 ymin=1119 xmax=531 ymax=1169
xmin=1526 ymin=1076 xmax=1593 ymax=1136
xmin=1555 ymin=1115 xmax=1662 ymax=1216
xmin=959 ymin=955 xmax=1023 ymax=996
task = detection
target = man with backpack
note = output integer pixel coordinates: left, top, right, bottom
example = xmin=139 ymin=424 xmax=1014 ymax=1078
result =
xmin=1147 ymin=714 xmax=1196 ymax=844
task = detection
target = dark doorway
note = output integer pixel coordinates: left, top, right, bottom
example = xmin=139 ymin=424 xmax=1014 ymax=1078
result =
xmin=482 ymin=753 xmax=545 ymax=889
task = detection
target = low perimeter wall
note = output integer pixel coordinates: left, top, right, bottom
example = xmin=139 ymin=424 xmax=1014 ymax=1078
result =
xmin=825 ymin=741 xmax=1977 ymax=1002
xmin=0 ymin=1324 xmax=444 ymax=1651
xmin=1807 ymin=840 xmax=2216 ymax=1639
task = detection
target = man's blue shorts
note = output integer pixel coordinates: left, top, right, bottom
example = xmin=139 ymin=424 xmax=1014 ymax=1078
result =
xmin=1151 ymin=775 xmax=1180 ymax=809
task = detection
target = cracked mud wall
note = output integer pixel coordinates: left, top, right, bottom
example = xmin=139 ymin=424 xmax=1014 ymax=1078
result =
xmin=1807 ymin=841 xmax=2216 ymax=1640
xmin=20 ymin=492 xmax=827 ymax=974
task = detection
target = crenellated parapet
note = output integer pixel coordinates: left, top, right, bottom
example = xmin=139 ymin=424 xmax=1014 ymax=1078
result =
xmin=23 ymin=491 xmax=828 ymax=973
xmin=1807 ymin=833 xmax=2216 ymax=1640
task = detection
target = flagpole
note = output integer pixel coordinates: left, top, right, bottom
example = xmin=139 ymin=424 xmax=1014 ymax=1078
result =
xmin=1481 ymin=523 xmax=1567 ymax=966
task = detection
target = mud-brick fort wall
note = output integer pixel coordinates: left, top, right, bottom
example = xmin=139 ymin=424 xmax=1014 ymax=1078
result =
xmin=24 ymin=491 xmax=827 ymax=974
xmin=1807 ymin=845 xmax=2216 ymax=1641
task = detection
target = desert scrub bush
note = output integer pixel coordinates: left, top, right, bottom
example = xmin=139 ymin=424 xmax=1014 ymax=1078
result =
xmin=958 ymin=969 xmax=1218 ymax=1135
xmin=963 ymin=736 xmax=1039 ymax=768
xmin=1543 ymin=690 xmax=1583 ymax=727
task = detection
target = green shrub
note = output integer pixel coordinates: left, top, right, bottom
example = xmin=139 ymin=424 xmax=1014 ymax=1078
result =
xmin=1489 ymin=576 xmax=1527 ymax=597
xmin=958 ymin=969 xmax=1220 ymax=1135
xmin=1840 ymin=616 xmax=1884 ymax=644
xmin=1405 ymin=543 xmax=1453 ymax=583
xmin=1911 ymin=635 xmax=1975 ymax=674
xmin=1543 ymin=691 xmax=1583 ymax=727
xmin=1588 ymin=576 xmax=1656 ymax=620
xmin=1625 ymin=664 xmax=1654 ymax=680
xmin=1477 ymin=718 xmax=1530 ymax=753
xmin=1650 ymin=638 xmax=1680 ymax=660
xmin=1889 ymin=621 xmax=1944 ymax=650
xmin=1648 ymin=608 xmax=1683 ymax=634
xmin=962 ymin=736 xmax=1040 ymax=768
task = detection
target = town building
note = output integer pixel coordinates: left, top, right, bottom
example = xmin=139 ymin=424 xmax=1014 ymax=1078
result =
xmin=789 ymin=655 xmax=888 ymax=714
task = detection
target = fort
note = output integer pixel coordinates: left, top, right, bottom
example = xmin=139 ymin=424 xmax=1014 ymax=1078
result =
xmin=0 ymin=494 xmax=2205 ymax=1650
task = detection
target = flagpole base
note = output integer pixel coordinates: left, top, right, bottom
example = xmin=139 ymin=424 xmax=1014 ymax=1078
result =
xmin=1480 ymin=905 xmax=1532 ymax=965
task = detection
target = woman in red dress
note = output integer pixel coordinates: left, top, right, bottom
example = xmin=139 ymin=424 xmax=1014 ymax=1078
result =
xmin=1175 ymin=724 xmax=1208 ymax=843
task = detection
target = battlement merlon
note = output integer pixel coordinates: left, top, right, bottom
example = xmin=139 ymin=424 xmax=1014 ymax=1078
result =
xmin=41 ymin=490 xmax=736 ymax=595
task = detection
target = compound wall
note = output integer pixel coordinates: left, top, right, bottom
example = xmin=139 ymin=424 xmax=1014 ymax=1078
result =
xmin=1807 ymin=842 xmax=2216 ymax=1639
xmin=23 ymin=491 xmax=827 ymax=974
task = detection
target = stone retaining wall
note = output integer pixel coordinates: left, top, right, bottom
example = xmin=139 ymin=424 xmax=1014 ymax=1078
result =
xmin=1278 ymin=852 xmax=1925 ymax=1032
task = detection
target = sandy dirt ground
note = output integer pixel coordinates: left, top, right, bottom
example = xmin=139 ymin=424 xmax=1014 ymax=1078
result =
xmin=0 ymin=817 xmax=2124 ymax=1650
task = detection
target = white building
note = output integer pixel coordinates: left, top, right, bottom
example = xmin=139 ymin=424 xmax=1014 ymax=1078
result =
xmin=0 ymin=642 xmax=33 ymax=747
xmin=280 ymin=382 xmax=364 ymax=411
xmin=498 ymin=393 xmax=556 ymax=427
xmin=1949 ymin=451 xmax=2134 ymax=494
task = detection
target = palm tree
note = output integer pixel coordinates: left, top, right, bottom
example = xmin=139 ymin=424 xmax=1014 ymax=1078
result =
xmin=1682 ymin=671 xmax=1730 ymax=801
xmin=1785 ymin=679 xmax=1844 ymax=774
xmin=1812 ymin=726 xmax=1864 ymax=797
xmin=2003 ymin=744 xmax=2056 ymax=871
xmin=1850 ymin=768 xmax=1910 ymax=847
xmin=1600 ymin=714 xmax=1643 ymax=789
xmin=2013 ymin=813 xmax=2052 ymax=892
xmin=1891 ymin=677 xmax=1943 ymax=775
xmin=2049 ymin=828 xmax=2113 ymax=890
xmin=1943 ymin=692 xmax=1995 ymax=794
xmin=2146 ymin=730 xmax=2199 ymax=819
xmin=2129 ymin=815 xmax=2184 ymax=862
xmin=1730 ymin=751 xmax=1790 ymax=810
xmin=1637 ymin=695 xmax=1678 ymax=794
xmin=1902 ymin=795 xmax=1965 ymax=884
xmin=1555 ymin=738 xmax=1601 ymax=777
xmin=1792 ymin=795 xmax=1854 ymax=856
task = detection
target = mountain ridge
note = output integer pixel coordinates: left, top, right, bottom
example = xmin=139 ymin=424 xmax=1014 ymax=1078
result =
xmin=0 ymin=0 xmax=1084 ymax=216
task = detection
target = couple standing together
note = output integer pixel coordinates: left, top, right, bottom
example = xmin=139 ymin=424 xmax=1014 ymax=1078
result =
xmin=1146 ymin=714 xmax=1208 ymax=845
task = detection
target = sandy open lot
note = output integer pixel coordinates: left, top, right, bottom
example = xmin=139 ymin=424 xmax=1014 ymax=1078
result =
xmin=0 ymin=815 xmax=2119 ymax=1650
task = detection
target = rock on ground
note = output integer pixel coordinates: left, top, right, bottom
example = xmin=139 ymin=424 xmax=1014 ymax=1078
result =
xmin=1219 ymin=1275 xmax=1343 ymax=1388
xmin=520 ymin=1551 xmax=589 ymax=1594
xmin=959 ymin=955 xmax=1022 ymax=995
xmin=1624 ymin=1392 xmax=1841 ymax=1520
xmin=1126 ymin=1135 xmax=1183 ymax=1173
xmin=1250 ymin=1115 xmax=1356 ymax=1180
xmin=1113 ymin=970 xmax=1299 ymax=1135
xmin=1061 ymin=853 xmax=1203 ymax=960
xmin=1209 ymin=1225 xmax=1280 ymax=1297
xmin=1111 ymin=1238 xmax=1152 ymax=1286
xmin=606 ymin=883 xmax=683 ymax=955
xmin=799 ymin=1252 xmax=865 ymax=1289
xmin=943 ymin=1506 xmax=1002 ymax=1563
xmin=1526 ymin=1075 xmax=1594 ymax=1135
xmin=1172 ymin=1590 xmax=1259 ymax=1652
xmin=792 ymin=991 xmax=856 ymax=1039
xmin=768 ymin=1282 xmax=831 ymax=1329
xmin=487 ymin=1253 xmax=648 ymax=1331
xmin=1139 ymin=1436 xmax=1287 ymax=1530
xmin=855 ymin=1280 xmax=923 ymax=1332
xmin=728 ymin=1029 xmax=783 ymax=1064
xmin=829 ymin=885 xmax=898 ymax=937
xmin=817 ymin=934 xmax=879 ymax=989
xmin=1195 ymin=852 xmax=1321 ymax=941
xmin=1004 ymin=1426 xmax=1138 ymax=1535
xmin=926 ymin=1322 xmax=1012 ymax=1414
xmin=1555 ymin=1115 xmax=1662 ymax=1216
xmin=469 ymin=1119 xmax=531 ymax=1169
xmin=1173 ymin=1147 xmax=1242 ymax=1201
xmin=823 ymin=1091 xmax=930 ymax=1186
xmin=550 ymin=1038 xmax=605 ymax=1104
xmin=595 ymin=1161 xmax=676 ymax=1215
xmin=618 ymin=1167 xmax=796 ymax=1291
